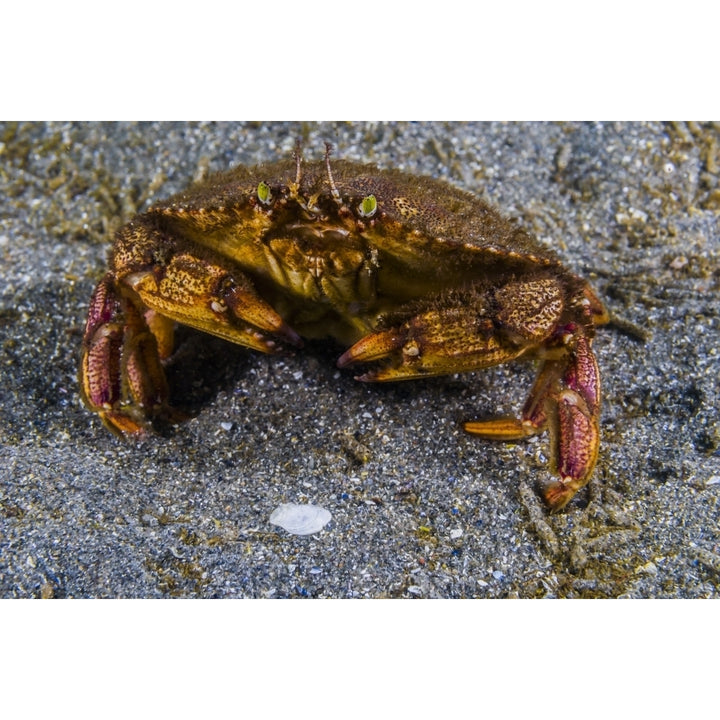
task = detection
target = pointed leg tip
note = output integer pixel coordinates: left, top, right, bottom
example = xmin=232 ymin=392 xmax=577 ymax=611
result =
xmin=100 ymin=411 xmax=147 ymax=438
xmin=336 ymin=349 xmax=354 ymax=369
xmin=543 ymin=478 xmax=584 ymax=512
xmin=225 ymin=287 xmax=302 ymax=348
xmin=338 ymin=330 xmax=403 ymax=369
xmin=278 ymin=323 xmax=303 ymax=348
xmin=543 ymin=485 xmax=570 ymax=512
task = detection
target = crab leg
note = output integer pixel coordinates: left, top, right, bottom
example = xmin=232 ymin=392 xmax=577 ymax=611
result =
xmin=465 ymin=335 xmax=601 ymax=511
xmin=79 ymin=274 xmax=173 ymax=435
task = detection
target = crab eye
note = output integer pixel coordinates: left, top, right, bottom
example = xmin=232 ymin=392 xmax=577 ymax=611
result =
xmin=257 ymin=181 xmax=273 ymax=205
xmin=358 ymin=194 xmax=377 ymax=218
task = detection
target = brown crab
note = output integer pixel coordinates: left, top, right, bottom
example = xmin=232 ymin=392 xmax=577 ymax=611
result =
xmin=79 ymin=145 xmax=608 ymax=511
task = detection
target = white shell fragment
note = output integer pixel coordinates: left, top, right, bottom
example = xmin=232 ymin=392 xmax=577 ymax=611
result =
xmin=269 ymin=503 xmax=332 ymax=536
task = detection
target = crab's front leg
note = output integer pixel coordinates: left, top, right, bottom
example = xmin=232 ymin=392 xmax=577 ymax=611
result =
xmin=338 ymin=277 xmax=566 ymax=379
xmin=79 ymin=273 xmax=174 ymax=435
xmin=112 ymin=219 xmax=301 ymax=352
xmin=465 ymin=334 xmax=601 ymax=511
xmin=80 ymin=219 xmax=302 ymax=435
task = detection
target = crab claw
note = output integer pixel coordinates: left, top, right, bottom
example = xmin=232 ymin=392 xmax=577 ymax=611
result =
xmin=125 ymin=254 xmax=301 ymax=354
xmin=337 ymin=329 xmax=404 ymax=374
xmin=338 ymin=304 xmax=526 ymax=381
xmin=465 ymin=334 xmax=601 ymax=511
xmin=224 ymin=286 xmax=302 ymax=349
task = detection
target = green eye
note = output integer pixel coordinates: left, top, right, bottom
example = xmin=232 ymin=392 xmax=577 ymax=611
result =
xmin=358 ymin=194 xmax=377 ymax=218
xmin=257 ymin=181 xmax=272 ymax=205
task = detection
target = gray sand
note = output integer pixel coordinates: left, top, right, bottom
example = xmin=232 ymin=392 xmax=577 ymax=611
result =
xmin=1 ymin=121 xmax=718 ymax=598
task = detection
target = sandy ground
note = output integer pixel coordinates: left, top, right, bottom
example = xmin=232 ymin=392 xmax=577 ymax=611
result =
xmin=1 ymin=121 xmax=718 ymax=598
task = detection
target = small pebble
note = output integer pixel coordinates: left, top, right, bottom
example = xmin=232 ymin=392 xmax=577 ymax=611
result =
xmin=635 ymin=561 xmax=658 ymax=576
xmin=269 ymin=503 xmax=332 ymax=536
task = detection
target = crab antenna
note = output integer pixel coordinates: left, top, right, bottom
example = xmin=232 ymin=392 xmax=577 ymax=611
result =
xmin=324 ymin=142 xmax=342 ymax=205
xmin=293 ymin=139 xmax=303 ymax=186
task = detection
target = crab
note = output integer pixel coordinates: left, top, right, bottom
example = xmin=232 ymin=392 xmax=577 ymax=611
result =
xmin=79 ymin=144 xmax=609 ymax=511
